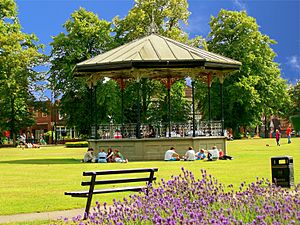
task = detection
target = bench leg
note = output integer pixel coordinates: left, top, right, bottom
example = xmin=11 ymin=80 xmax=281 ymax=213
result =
xmin=84 ymin=174 xmax=96 ymax=220
xmin=84 ymin=194 xmax=93 ymax=220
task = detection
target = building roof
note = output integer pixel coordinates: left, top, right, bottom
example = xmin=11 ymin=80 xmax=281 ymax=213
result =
xmin=74 ymin=33 xmax=241 ymax=79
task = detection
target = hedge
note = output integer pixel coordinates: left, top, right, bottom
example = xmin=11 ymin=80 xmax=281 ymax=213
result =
xmin=290 ymin=115 xmax=300 ymax=133
xmin=65 ymin=141 xmax=88 ymax=148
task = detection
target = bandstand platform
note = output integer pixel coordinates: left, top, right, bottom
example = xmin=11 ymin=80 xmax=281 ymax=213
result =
xmin=89 ymin=136 xmax=226 ymax=161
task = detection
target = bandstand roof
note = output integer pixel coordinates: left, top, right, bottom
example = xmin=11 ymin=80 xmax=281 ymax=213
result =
xmin=74 ymin=33 xmax=241 ymax=79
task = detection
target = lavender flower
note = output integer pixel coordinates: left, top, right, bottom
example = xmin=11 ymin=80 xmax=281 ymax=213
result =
xmin=58 ymin=168 xmax=300 ymax=225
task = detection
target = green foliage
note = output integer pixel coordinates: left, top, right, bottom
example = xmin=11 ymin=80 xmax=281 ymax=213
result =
xmin=65 ymin=141 xmax=88 ymax=147
xmin=113 ymin=0 xmax=190 ymax=44
xmin=0 ymin=0 xmax=45 ymax=145
xmin=205 ymin=10 xmax=290 ymax=131
xmin=290 ymin=115 xmax=300 ymax=133
xmin=147 ymin=80 xmax=190 ymax=124
xmin=49 ymin=7 xmax=112 ymax=95
xmin=49 ymin=8 xmax=113 ymax=133
xmin=288 ymin=81 xmax=300 ymax=116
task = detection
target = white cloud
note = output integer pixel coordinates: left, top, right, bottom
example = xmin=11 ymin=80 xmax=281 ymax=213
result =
xmin=287 ymin=55 xmax=300 ymax=71
xmin=232 ymin=0 xmax=247 ymax=11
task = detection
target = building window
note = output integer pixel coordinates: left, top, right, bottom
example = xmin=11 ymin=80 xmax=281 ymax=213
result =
xmin=42 ymin=112 xmax=48 ymax=117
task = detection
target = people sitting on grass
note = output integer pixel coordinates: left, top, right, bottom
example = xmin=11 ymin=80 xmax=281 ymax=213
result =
xmin=114 ymin=149 xmax=128 ymax=163
xmin=207 ymin=146 xmax=219 ymax=161
xmin=106 ymin=148 xmax=114 ymax=163
xmin=18 ymin=142 xmax=40 ymax=149
xmin=164 ymin=147 xmax=180 ymax=161
xmin=82 ymin=148 xmax=96 ymax=163
xmin=196 ymin=148 xmax=206 ymax=160
xmin=183 ymin=146 xmax=196 ymax=161
xmin=98 ymin=148 xmax=107 ymax=163
xmin=219 ymin=149 xmax=233 ymax=160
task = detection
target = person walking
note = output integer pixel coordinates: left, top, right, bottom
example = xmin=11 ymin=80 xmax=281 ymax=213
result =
xmin=286 ymin=125 xmax=292 ymax=144
xmin=275 ymin=129 xmax=280 ymax=146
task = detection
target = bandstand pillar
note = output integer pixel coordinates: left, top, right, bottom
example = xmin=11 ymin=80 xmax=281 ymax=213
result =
xmin=207 ymin=73 xmax=212 ymax=135
xmin=218 ymin=73 xmax=225 ymax=136
xmin=87 ymin=79 xmax=97 ymax=139
xmin=192 ymin=79 xmax=196 ymax=137
xmin=136 ymin=79 xmax=142 ymax=139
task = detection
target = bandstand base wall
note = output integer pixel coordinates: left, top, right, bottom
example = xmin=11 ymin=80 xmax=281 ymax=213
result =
xmin=89 ymin=136 xmax=227 ymax=161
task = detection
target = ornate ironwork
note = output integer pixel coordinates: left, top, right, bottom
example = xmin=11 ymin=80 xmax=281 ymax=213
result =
xmin=93 ymin=121 xmax=223 ymax=139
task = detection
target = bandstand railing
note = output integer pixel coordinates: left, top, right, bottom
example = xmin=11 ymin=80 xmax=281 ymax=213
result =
xmin=90 ymin=121 xmax=222 ymax=139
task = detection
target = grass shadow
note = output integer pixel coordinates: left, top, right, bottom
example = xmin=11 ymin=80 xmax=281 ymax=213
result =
xmin=0 ymin=158 xmax=81 ymax=164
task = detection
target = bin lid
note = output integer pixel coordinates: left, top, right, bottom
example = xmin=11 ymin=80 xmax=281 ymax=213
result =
xmin=271 ymin=156 xmax=293 ymax=159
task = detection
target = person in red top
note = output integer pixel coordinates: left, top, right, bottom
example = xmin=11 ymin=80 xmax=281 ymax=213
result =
xmin=219 ymin=149 xmax=233 ymax=160
xmin=286 ymin=125 xmax=292 ymax=144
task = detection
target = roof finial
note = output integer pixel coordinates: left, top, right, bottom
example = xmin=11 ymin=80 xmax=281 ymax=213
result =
xmin=148 ymin=7 xmax=158 ymax=34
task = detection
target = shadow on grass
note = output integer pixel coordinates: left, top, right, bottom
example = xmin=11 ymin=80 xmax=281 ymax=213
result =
xmin=0 ymin=158 xmax=81 ymax=164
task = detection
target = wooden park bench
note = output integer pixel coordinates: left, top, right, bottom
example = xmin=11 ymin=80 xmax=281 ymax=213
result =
xmin=65 ymin=168 xmax=158 ymax=219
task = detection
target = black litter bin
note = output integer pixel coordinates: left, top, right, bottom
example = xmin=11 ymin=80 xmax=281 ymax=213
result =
xmin=271 ymin=156 xmax=294 ymax=188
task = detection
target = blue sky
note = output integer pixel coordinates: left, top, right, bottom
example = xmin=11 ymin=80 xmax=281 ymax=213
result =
xmin=15 ymin=0 xmax=300 ymax=84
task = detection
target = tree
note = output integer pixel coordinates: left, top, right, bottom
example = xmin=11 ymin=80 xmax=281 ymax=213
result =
xmin=205 ymin=9 xmax=290 ymax=135
xmin=289 ymin=81 xmax=300 ymax=134
xmin=288 ymin=81 xmax=300 ymax=115
xmin=0 ymin=0 xmax=45 ymax=146
xmin=49 ymin=8 xmax=113 ymax=134
xmin=113 ymin=0 xmax=190 ymax=44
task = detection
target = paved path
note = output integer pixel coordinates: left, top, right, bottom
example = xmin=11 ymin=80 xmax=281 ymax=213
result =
xmin=0 ymin=208 xmax=84 ymax=224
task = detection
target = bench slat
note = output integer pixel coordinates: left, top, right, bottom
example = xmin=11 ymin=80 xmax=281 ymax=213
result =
xmin=81 ymin=177 xmax=156 ymax=186
xmin=83 ymin=168 xmax=158 ymax=176
xmin=65 ymin=186 xmax=146 ymax=197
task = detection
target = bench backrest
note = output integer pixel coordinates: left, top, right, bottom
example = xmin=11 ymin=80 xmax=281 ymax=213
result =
xmin=82 ymin=168 xmax=158 ymax=188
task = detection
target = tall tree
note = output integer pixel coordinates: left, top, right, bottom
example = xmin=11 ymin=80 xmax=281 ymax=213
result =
xmin=0 ymin=0 xmax=45 ymax=145
xmin=205 ymin=9 xmax=289 ymax=134
xmin=49 ymin=8 xmax=113 ymax=134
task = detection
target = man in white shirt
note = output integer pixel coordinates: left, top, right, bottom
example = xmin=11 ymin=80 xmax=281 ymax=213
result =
xmin=164 ymin=147 xmax=180 ymax=161
xmin=207 ymin=146 xmax=219 ymax=161
xmin=184 ymin=146 xmax=196 ymax=161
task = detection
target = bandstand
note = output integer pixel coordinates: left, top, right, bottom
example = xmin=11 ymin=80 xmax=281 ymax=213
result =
xmin=73 ymin=33 xmax=241 ymax=160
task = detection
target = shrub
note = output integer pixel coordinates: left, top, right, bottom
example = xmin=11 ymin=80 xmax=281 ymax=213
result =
xmin=59 ymin=168 xmax=300 ymax=224
xmin=290 ymin=115 xmax=300 ymax=133
xmin=65 ymin=141 xmax=88 ymax=148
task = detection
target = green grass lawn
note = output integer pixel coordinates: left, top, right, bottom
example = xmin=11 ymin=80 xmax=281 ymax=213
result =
xmin=0 ymin=137 xmax=299 ymax=216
